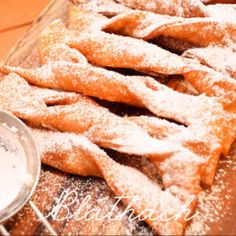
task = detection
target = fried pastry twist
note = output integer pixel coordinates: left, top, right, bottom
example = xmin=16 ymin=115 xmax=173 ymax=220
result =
xmin=1 ymin=73 xmax=190 ymax=160
xmin=66 ymin=6 xmax=236 ymax=185
xmin=75 ymin=0 xmax=236 ymax=21
xmin=128 ymin=115 xmax=235 ymax=186
xmin=1 ymin=1 xmax=235 ymax=235
xmin=32 ymin=127 xmax=201 ymax=235
xmin=71 ymin=0 xmax=236 ymax=66
xmin=3 ymin=62 xmax=230 ymax=185
xmin=2 ymin=19 xmax=235 ymax=186
xmin=67 ymin=6 xmax=236 ymax=108
xmin=184 ymin=46 xmax=236 ymax=80
xmin=103 ymin=10 xmax=236 ymax=49
xmin=70 ymin=0 xmax=132 ymax=17
xmin=71 ymin=0 xmax=207 ymax=17
xmin=110 ymin=0 xmax=207 ymax=17
xmin=0 ymin=73 xmax=202 ymax=234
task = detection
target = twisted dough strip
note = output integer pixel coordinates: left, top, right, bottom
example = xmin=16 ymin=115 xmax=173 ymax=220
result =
xmin=1 ymin=58 xmax=217 ymax=126
xmin=0 ymin=26 xmax=214 ymax=192
xmin=67 ymin=7 xmax=236 ymax=108
xmin=0 ymin=72 xmax=186 ymax=160
xmin=70 ymin=0 xmax=132 ymax=17
xmin=32 ymin=128 xmax=102 ymax=177
xmin=68 ymin=8 xmax=236 ymax=168
xmin=2 ymin=63 xmax=230 ymax=185
xmin=0 ymin=73 xmax=202 ymax=234
xmin=127 ymin=115 xmax=234 ymax=186
xmin=2 ymin=41 xmax=234 ymax=149
xmin=66 ymin=7 xmax=236 ymax=185
xmin=129 ymin=74 xmax=236 ymax=185
xmin=113 ymin=0 xmax=207 ymax=17
xmin=0 ymin=74 xmax=200 ymax=233
xmin=32 ymin=127 xmax=201 ymax=235
xmin=184 ymin=46 xmax=236 ymax=80
xmin=77 ymin=1 xmax=236 ymax=53
xmin=2 ymin=20 xmax=235 ymax=186
xmin=36 ymin=18 xmax=200 ymax=95
xmin=103 ymin=10 xmax=236 ymax=49
xmin=73 ymin=0 xmax=236 ymax=21
xmin=115 ymin=0 xmax=236 ymax=20
xmin=71 ymin=0 xmax=207 ymax=17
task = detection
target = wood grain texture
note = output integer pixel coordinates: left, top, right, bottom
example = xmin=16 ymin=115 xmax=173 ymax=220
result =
xmin=2 ymin=0 xmax=236 ymax=235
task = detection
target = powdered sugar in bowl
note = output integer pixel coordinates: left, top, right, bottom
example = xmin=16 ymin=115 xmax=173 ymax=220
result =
xmin=0 ymin=111 xmax=40 ymax=223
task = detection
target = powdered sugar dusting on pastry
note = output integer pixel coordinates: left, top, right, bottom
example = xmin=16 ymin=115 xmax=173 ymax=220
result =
xmin=115 ymin=0 xmax=207 ymax=17
xmin=207 ymin=4 xmax=236 ymax=23
xmin=1 ymin=0 xmax=236 ymax=235
xmin=184 ymin=46 xmax=236 ymax=79
xmin=104 ymin=10 xmax=236 ymax=50
xmin=187 ymin=147 xmax=236 ymax=235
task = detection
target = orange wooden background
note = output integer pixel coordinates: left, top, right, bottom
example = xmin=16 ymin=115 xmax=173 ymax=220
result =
xmin=0 ymin=0 xmax=50 ymax=61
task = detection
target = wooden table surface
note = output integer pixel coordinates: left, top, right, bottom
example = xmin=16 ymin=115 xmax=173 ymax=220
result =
xmin=0 ymin=0 xmax=50 ymax=61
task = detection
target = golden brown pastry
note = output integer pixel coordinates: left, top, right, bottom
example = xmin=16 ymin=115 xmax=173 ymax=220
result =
xmin=128 ymin=115 xmax=235 ymax=184
xmin=0 ymin=74 xmax=202 ymax=234
xmin=1 ymin=1 xmax=235 ymax=235
xmin=0 ymin=73 xmax=186 ymax=160
xmin=103 ymin=10 xmax=236 ymax=49
xmin=67 ymin=6 xmax=236 ymax=108
xmin=76 ymin=1 xmax=236 ymax=53
xmin=2 ymin=19 xmax=235 ymax=186
xmin=38 ymin=18 xmax=201 ymax=94
xmin=183 ymin=46 xmax=236 ymax=80
xmin=31 ymin=128 xmax=102 ymax=177
xmin=113 ymin=0 xmax=207 ymax=17
xmin=70 ymin=0 xmax=132 ymax=17
xmin=3 ymin=62 xmax=233 ymax=185
xmin=32 ymin=127 xmax=201 ymax=235
xmin=66 ymin=5 xmax=236 ymax=186
xmin=73 ymin=0 xmax=236 ymax=21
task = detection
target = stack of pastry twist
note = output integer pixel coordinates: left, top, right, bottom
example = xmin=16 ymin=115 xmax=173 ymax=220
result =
xmin=1 ymin=0 xmax=236 ymax=234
